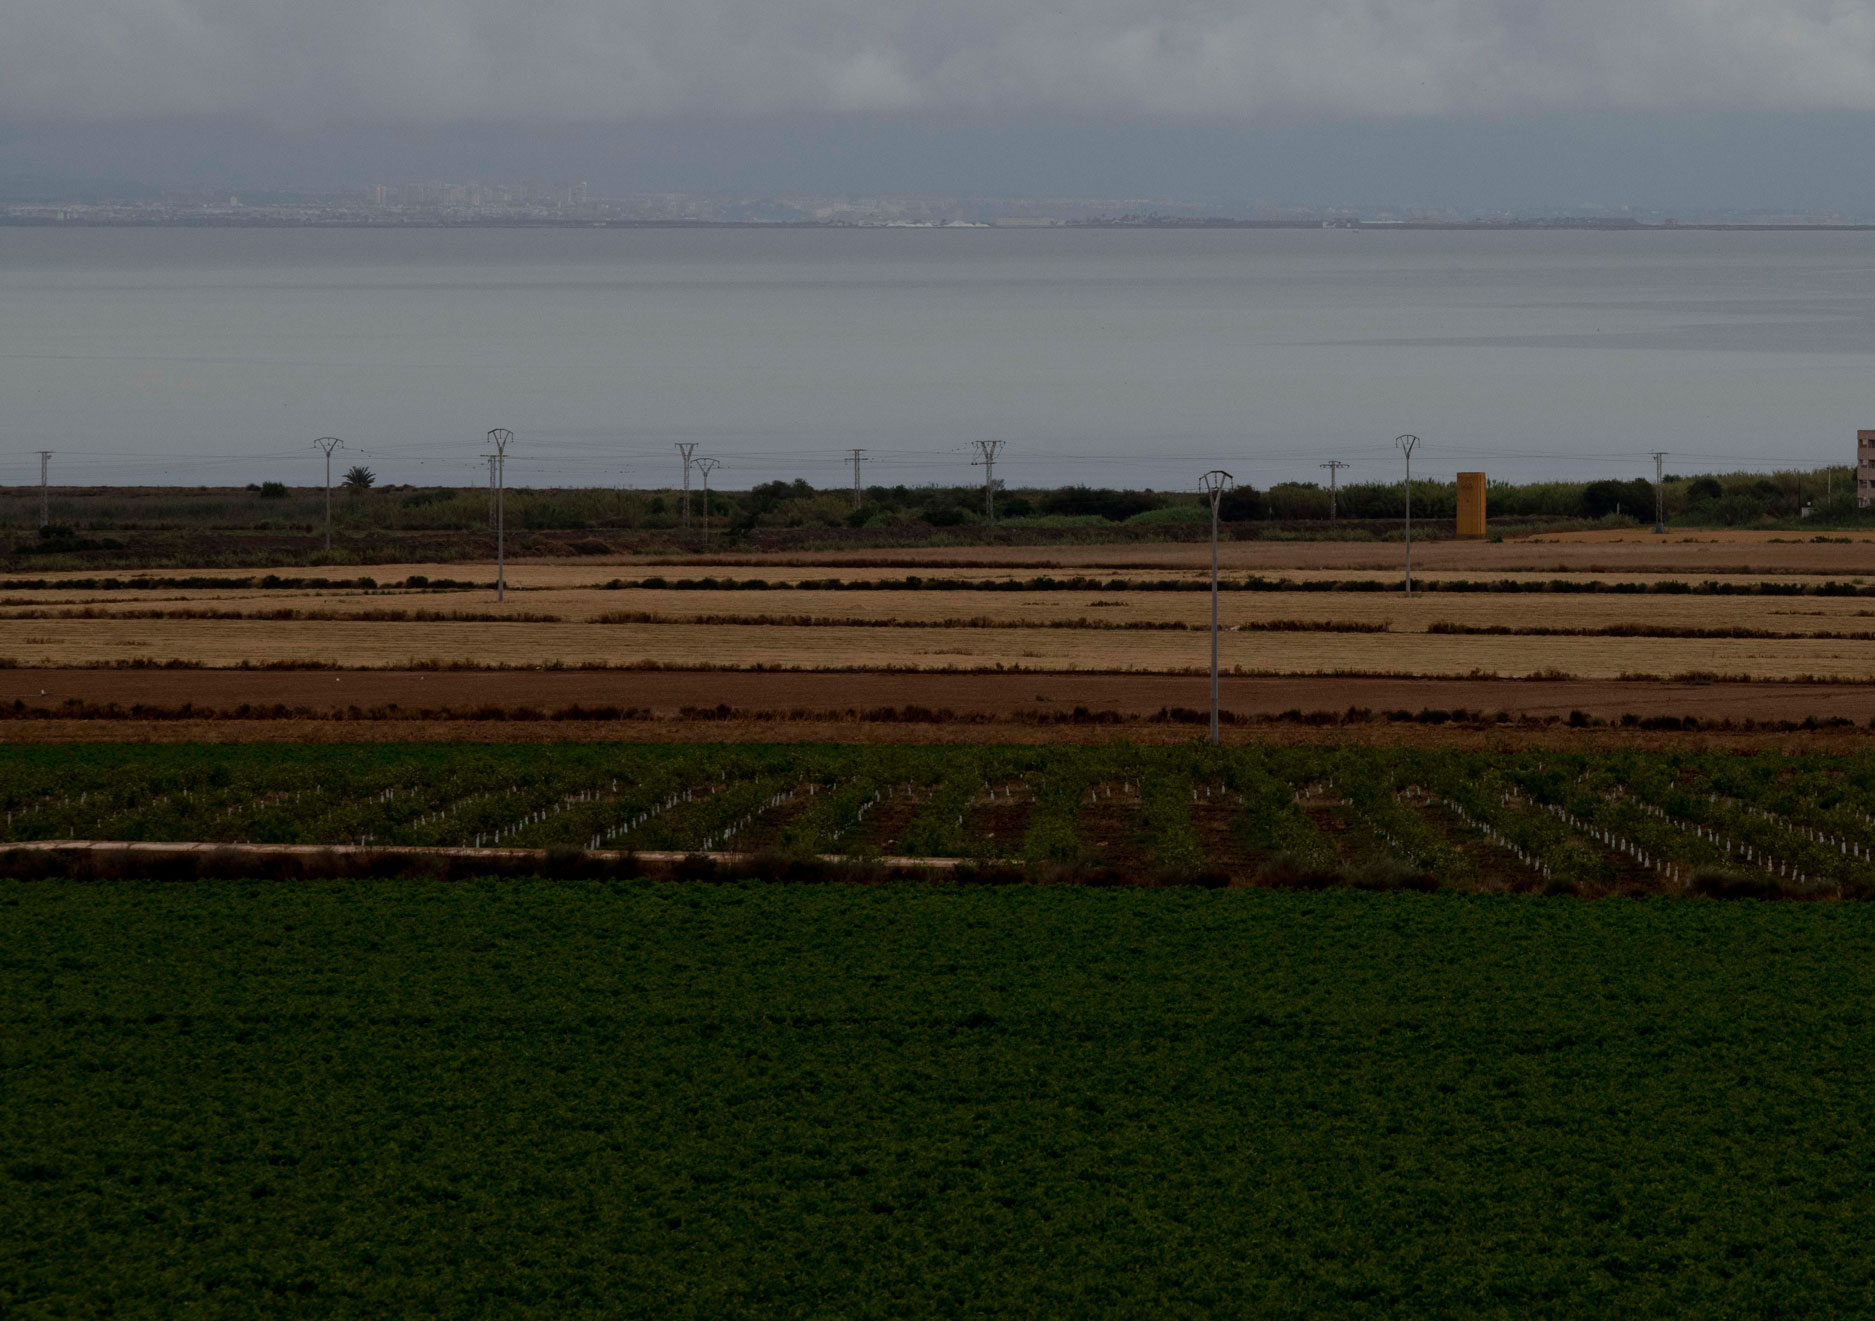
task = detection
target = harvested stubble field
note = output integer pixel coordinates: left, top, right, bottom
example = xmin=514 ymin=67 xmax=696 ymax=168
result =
xmin=9 ymin=538 xmax=1875 ymax=734
xmin=17 ymin=586 xmax=1875 ymax=637
xmin=13 ymin=881 xmax=1875 ymax=1315
xmin=9 ymin=608 xmax=1875 ymax=680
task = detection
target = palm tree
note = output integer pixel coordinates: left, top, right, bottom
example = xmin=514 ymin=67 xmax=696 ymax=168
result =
xmin=342 ymin=465 xmax=376 ymax=491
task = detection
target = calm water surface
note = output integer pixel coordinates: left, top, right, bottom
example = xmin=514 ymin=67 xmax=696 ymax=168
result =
xmin=4 ymin=226 xmax=1873 ymax=487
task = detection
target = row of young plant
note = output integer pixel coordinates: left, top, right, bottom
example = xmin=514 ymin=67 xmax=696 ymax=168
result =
xmin=10 ymin=744 xmax=1875 ymax=884
xmin=1425 ymin=761 xmax=1678 ymax=888
xmin=1549 ymin=753 xmax=1875 ymax=892
xmin=0 ymin=746 xmax=753 ymax=850
xmin=1393 ymin=751 xmax=1863 ymax=892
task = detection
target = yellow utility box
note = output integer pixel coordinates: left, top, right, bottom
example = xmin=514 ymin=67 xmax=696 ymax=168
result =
xmin=1456 ymin=472 xmax=1487 ymax=539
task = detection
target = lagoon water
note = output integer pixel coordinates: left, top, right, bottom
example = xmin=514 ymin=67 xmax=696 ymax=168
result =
xmin=4 ymin=225 xmax=1875 ymax=489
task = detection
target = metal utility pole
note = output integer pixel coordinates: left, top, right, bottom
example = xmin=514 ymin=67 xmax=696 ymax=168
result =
xmin=488 ymin=429 xmax=513 ymax=601
xmin=695 ymin=457 xmax=721 ymax=545
xmin=971 ymin=439 xmax=1004 ymax=521
xmin=1199 ymin=470 xmax=1234 ymax=745
xmin=1395 ymin=435 xmax=1419 ymax=596
xmin=484 ymin=455 xmax=498 ymax=530
xmin=849 ymin=448 xmax=867 ymax=510
xmin=1650 ymin=450 xmax=1668 ymax=534
xmin=675 ymin=443 xmax=697 ymax=531
xmin=312 ymin=438 xmax=343 ymax=550
xmin=1319 ymin=459 xmax=1349 ymax=523
xmin=35 ymin=450 xmax=52 ymax=528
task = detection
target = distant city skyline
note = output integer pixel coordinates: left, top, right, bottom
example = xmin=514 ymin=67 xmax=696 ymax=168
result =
xmin=14 ymin=111 xmax=1875 ymax=221
xmin=8 ymin=161 xmax=1875 ymax=230
xmin=12 ymin=0 xmax=1875 ymax=217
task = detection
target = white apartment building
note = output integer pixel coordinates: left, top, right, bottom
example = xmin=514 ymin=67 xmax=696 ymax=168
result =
xmin=1861 ymin=431 xmax=1875 ymax=509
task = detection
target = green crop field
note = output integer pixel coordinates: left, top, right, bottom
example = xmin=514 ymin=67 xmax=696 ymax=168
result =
xmin=7 ymin=881 xmax=1875 ymax=1317
xmin=6 ymin=742 xmax=1875 ymax=896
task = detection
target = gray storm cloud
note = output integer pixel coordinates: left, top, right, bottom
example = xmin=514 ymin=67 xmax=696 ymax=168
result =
xmin=8 ymin=0 xmax=1875 ymax=122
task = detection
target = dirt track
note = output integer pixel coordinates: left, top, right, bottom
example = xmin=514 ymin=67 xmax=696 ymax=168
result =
xmin=8 ymin=667 xmax=1875 ymax=725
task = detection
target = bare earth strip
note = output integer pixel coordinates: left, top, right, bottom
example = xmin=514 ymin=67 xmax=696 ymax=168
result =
xmin=8 ymin=667 xmax=1875 ymax=726
xmin=6 ymin=719 xmax=1869 ymax=750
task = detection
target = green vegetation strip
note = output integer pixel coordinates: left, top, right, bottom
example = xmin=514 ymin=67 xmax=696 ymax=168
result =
xmin=12 ymin=743 xmax=1875 ymax=896
xmin=7 ymin=884 xmax=1875 ymax=1316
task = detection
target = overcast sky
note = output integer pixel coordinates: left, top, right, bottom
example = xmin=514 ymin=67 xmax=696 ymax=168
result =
xmin=7 ymin=0 xmax=1875 ymax=208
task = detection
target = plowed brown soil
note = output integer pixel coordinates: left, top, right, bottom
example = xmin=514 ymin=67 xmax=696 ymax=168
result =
xmin=1079 ymin=794 xmax=1148 ymax=871
xmin=8 ymin=535 xmax=1875 ymax=740
xmin=7 ymin=667 xmax=1875 ymax=749
xmin=968 ymin=793 xmax=1032 ymax=852
xmin=850 ymin=795 xmax=928 ymax=855
xmin=5 ymin=718 xmax=1870 ymax=751
xmin=1190 ymin=799 xmax=1254 ymax=874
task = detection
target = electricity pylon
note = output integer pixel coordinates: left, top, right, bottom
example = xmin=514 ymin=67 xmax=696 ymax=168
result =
xmin=1396 ymin=435 xmax=1419 ymax=596
xmin=1319 ymin=459 xmax=1349 ymax=523
xmin=1199 ymin=469 xmax=1234 ymax=745
xmin=695 ymin=457 xmax=721 ymax=544
xmin=971 ymin=440 xmax=1004 ymax=522
xmin=675 ymin=443 xmax=697 ymax=531
xmin=488 ymin=429 xmax=513 ymax=601
xmin=313 ymin=438 xmax=343 ymax=549
xmin=36 ymin=450 xmax=54 ymax=529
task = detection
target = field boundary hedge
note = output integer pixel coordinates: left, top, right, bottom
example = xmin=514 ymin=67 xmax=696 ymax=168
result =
xmin=1 ymin=698 xmax=1862 ymax=734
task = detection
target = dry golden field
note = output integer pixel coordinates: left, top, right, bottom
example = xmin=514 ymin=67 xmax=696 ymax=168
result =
xmin=7 ymin=609 xmax=1875 ymax=679
xmin=8 ymin=586 xmax=1875 ymax=633
xmin=5 ymin=535 xmax=1875 ymax=681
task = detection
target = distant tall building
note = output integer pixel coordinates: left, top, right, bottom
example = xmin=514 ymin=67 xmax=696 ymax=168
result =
xmin=1860 ymin=431 xmax=1875 ymax=509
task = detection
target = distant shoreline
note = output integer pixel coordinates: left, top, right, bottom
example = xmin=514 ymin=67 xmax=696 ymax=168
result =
xmin=6 ymin=216 xmax=1875 ymax=232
